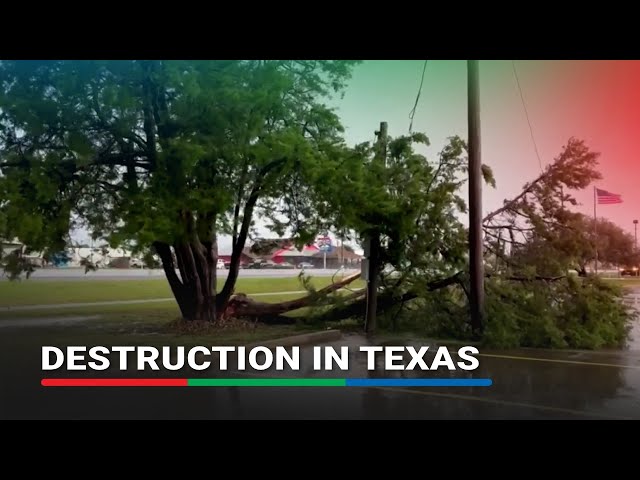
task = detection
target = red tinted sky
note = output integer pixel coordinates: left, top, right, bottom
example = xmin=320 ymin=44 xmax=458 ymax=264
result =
xmin=530 ymin=60 xmax=640 ymax=232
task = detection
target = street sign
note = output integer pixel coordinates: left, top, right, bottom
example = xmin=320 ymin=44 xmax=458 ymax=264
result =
xmin=316 ymin=236 xmax=333 ymax=252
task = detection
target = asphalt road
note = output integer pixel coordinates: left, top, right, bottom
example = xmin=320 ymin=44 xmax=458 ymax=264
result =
xmin=1 ymin=267 xmax=357 ymax=281
xmin=1 ymin=280 xmax=639 ymax=419
xmin=3 ymin=331 xmax=640 ymax=420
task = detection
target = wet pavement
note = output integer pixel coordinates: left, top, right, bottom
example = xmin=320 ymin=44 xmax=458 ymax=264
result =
xmin=2 ymin=292 xmax=640 ymax=420
xmin=2 ymin=329 xmax=640 ymax=419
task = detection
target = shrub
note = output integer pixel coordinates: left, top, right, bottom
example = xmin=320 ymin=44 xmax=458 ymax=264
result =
xmin=386 ymin=276 xmax=634 ymax=349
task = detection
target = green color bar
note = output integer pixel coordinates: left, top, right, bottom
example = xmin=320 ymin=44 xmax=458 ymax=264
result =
xmin=187 ymin=378 xmax=346 ymax=387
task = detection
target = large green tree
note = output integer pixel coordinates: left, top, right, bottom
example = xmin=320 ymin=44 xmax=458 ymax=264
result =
xmin=0 ymin=60 xmax=359 ymax=321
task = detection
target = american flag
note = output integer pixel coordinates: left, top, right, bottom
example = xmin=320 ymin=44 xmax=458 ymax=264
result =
xmin=596 ymin=188 xmax=623 ymax=204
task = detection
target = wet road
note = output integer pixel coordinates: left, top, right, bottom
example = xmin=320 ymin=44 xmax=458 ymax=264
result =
xmin=2 ymin=329 xmax=640 ymax=419
xmin=1 ymin=268 xmax=355 ymax=281
xmin=2 ymin=290 xmax=639 ymax=420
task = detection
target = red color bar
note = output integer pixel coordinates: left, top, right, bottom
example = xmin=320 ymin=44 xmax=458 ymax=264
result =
xmin=41 ymin=378 xmax=188 ymax=387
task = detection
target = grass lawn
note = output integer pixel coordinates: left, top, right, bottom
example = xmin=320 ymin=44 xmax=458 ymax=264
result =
xmin=0 ymin=276 xmax=365 ymax=307
xmin=0 ymin=292 xmax=330 ymax=320
xmin=0 ymin=275 xmax=365 ymax=369
xmin=0 ymin=291 xmax=348 ymax=351
xmin=603 ymin=277 xmax=640 ymax=288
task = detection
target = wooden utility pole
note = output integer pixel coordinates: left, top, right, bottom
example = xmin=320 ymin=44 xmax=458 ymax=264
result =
xmin=364 ymin=121 xmax=387 ymax=334
xmin=593 ymin=186 xmax=598 ymax=275
xmin=468 ymin=61 xmax=485 ymax=336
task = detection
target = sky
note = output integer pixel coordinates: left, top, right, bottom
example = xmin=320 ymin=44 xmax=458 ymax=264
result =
xmin=230 ymin=60 xmax=640 ymax=252
xmin=76 ymin=60 xmax=640 ymax=252
xmin=331 ymin=60 xmax=640 ymax=234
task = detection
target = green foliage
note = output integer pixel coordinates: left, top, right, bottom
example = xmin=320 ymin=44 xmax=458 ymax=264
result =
xmin=510 ymin=214 xmax=638 ymax=276
xmin=481 ymin=164 xmax=496 ymax=188
xmin=0 ymin=249 xmax=34 ymax=280
xmin=380 ymin=288 xmax=471 ymax=338
xmin=483 ymin=138 xmax=637 ymax=282
xmin=79 ymin=257 xmax=98 ymax=274
xmin=298 ymin=271 xmax=316 ymax=295
xmin=483 ymin=277 xmax=633 ymax=349
xmin=382 ymin=276 xmax=633 ymax=350
xmin=142 ymin=250 xmax=161 ymax=269
xmin=0 ymin=60 xmax=360 ymax=282
xmin=485 ymin=138 xmax=607 ymax=277
xmin=314 ymin=134 xmax=486 ymax=294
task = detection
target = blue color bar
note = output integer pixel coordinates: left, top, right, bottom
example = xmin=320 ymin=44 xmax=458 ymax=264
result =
xmin=345 ymin=378 xmax=492 ymax=387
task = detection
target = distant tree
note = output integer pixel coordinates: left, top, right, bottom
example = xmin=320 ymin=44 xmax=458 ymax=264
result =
xmin=142 ymin=249 xmax=161 ymax=269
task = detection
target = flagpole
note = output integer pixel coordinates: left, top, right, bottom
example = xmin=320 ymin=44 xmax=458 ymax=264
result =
xmin=593 ymin=186 xmax=598 ymax=275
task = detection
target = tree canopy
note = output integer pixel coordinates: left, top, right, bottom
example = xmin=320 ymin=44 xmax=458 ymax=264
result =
xmin=0 ymin=60 xmax=360 ymax=319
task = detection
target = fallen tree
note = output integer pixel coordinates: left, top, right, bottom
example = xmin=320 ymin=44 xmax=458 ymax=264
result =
xmin=223 ymin=272 xmax=362 ymax=322
xmin=157 ymin=134 xmax=634 ymax=348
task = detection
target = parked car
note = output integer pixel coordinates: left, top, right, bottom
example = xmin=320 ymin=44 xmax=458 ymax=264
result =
xmin=297 ymin=262 xmax=315 ymax=269
xmin=248 ymin=260 xmax=273 ymax=269
xmin=619 ymin=265 xmax=639 ymax=276
xmin=130 ymin=258 xmax=144 ymax=268
xmin=274 ymin=262 xmax=295 ymax=269
xmin=217 ymin=259 xmax=226 ymax=269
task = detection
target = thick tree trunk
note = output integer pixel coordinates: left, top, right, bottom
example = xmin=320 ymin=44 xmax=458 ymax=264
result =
xmin=153 ymin=241 xmax=189 ymax=319
xmin=154 ymin=239 xmax=216 ymax=322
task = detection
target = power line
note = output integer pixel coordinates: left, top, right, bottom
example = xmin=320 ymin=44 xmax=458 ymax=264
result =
xmin=409 ymin=60 xmax=428 ymax=133
xmin=512 ymin=60 xmax=543 ymax=172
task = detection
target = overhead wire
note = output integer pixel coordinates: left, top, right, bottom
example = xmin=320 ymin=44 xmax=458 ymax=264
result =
xmin=512 ymin=60 xmax=543 ymax=172
xmin=408 ymin=60 xmax=428 ymax=133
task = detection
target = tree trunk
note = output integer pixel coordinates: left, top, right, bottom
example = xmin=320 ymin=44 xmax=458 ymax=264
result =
xmin=153 ymin=239 xmax=216 ymax=322
xmin=314 ymin=272 xmax=464 ymax=323
xmin=225 ymin=272 xmax=362 ymax=318
xmin=573 ymin=260 xmax=588 ymax=277
xmin=216 ymin=158 xmax=289 ymax=314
